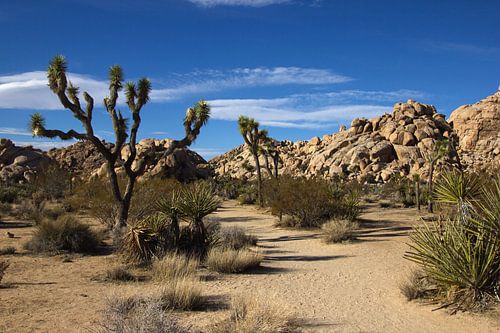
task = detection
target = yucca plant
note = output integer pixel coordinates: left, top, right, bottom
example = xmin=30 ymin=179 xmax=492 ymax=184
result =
xmin=177 ymin=182 xmax=220 ymax=256
xmin=405 ymin=171 xmax=499 ymax=312
xmin=156 ymin=190 xmax=183 ymax=246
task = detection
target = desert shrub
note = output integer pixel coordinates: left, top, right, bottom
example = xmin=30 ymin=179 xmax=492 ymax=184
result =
xmin=0 ymin=260 xmax=9 ymax=284
xmin=24 ymin=215 xmax=100 ymax=254
xmin=265 ymin=176 xmax=360 ymax=228
xmin=208 ymin=294 xmax=300 ymax=333
xmin=95 ymin=295 xmax=189 ymax=333
xmin=405 ymin=171 xmax=499 ymax=312
xmin=104 ymin=266 xmax=136 ymax=282
xmin=0 ymin=246 xmax=16 ymax=255
xmin=217 ymin=226 xmax=258 ymax=250
xmin=158 ymin=277 xmax=204 ymax=310
xmin=15 ymin=198 xmax=46 ymax=224
xmin=322 ymin=219 xmax=358 ymax=243
xmin=237 ymin=192 xmax=257 ymax=205
xmin=152 ymin=253 xmax=198 ymax=282
xmin=32 ymin=165 xmax=71 ymax=200
xmin=211 ymin=176 xmax=253 ymax=200
xmin=206 ymin=248 xmax=262 ymax=273
xmin=43 ymin=206 xmax=66 ymax=221
xmin=67 ymin=177 xmax=181 ymax=229
xmin=400 ymin=269 xmax=434 ymax=301
xmin=0 ymin=186 xmax=19 ymax=203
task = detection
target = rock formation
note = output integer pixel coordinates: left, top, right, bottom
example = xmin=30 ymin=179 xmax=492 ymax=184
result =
xmin=0 ymin=139 xmax=53 ymax=182
xmin=211 ymin=100 xmax=458 ymax=183
xmin=448 ymin=89 xmax=500 ymax=170
xmin=0 ymin=138 xmax=213 ymax=183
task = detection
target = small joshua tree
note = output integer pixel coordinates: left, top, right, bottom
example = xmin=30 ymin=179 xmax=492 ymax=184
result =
xmin=30 ymin=55 xmax=210 ymax=236
xmin=238 ymin=116 xmax=268 ymax=207
xmin=424 ymin=139 xmax=449 ymax=213
xmin=261 ymin=136 xmax=280 ymax=179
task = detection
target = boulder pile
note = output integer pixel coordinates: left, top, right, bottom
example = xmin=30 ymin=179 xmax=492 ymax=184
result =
xmin=0 ymin=139 xmax=52 ymax=182
xmin=211 ymin=99 xmax=458 ymax=182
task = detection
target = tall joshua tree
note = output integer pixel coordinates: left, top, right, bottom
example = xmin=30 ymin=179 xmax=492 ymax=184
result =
xmin=238 ymin=116 xmax=267 ymax=207
xmin=30 ymin=55 xmax=210 ymax=234
xmin=425 ymin=139 xmax=449 ymax=213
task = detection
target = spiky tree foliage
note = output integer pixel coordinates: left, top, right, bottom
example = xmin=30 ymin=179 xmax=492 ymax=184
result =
xmin=156 ymin=191 xmax=183 ymax=246
xmin=177 ymin=182 xmax=220 ymax=256
xmin=424 ymin=139 xmax=449 ymax=213
xmin=30 ymin=56 xmax=210 ymax=236
xmin=238 ymin=116 xmax=268 ymax=207
xmin=405 ymin=172 xmax=500 ymax=313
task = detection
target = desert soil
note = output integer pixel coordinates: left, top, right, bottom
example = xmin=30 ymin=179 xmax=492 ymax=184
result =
xmin=0 ymin=201 xmax=498 ymax=333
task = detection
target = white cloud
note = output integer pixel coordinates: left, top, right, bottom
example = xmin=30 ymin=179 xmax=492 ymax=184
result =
xmin=0 ymin=67 xmax=350 ymax=109
xmin=188 ymin=0 xmax=290 ymax=7
xmin=206 ymin=89 xmax=422 ymax=129
xmin=151 ymin=131 xmax=169 ymax=136
xmin=151 ymin=67 xmax=350 ymax=102
xmin=0 ymin=127 xmax=31 ymax=136
xmin=13 ymin=140 xmax=76 ymax=151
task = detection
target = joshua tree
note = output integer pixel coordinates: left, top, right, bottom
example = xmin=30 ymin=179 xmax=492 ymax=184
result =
xmin=424 ymin=139 xmax=449 ymax=213
xmin=30 ymin=55 xmax=210 ymax=235
xmin=261 ymin=136 xmax=280 ymax=179
xmin=238 ymin=116 xmax=268 ymax=207
xmin=412 ymin=174 xmax=421 ymax=211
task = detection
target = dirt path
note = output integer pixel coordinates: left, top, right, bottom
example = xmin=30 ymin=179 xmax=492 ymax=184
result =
xmin=199 ymin=201 xmax=499 ymax=333
xmin=0 ymin=201 xmax=498 ymax=332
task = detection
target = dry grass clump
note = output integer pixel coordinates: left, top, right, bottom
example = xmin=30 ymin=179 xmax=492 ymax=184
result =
xmin=218 ymin=226 xmax=258 ymax=250
xmin=24 ymin=215 xmax=100 ymax=254
xmin=208 ymin=294 xmax=300 ymax=333
xmin=152 ymin=253 xmax=199 ymax=282
xmin=94 ymin=294 xmax=189 ymax=333
xmin=104 ymin=266 xmax=136 ymax=282
xmin=206 ymin=248 xmax=263 ymax=273
xmin=0 ymin=260 xmax=9 ymax=284
xmin=0 ymin=246 xmax=16 ymax=255
xmin=158 ymin=277 xmax=204 ymax=310
xmin=322 ymin=219 xmax=358 ymax=243
xmin=399 ymin=270 xmax=434 ymax=301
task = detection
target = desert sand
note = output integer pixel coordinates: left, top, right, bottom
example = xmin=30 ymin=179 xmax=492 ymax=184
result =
xmin=0 ymin=201 xmax=498 ymax=333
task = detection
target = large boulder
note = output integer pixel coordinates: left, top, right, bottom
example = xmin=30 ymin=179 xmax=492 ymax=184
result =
xmin=0 ymin=139 xmax=52 ymax=182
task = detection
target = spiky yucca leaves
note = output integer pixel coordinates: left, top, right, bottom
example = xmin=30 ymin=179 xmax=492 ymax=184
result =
xmin=29 ymin=113 xmax=45 ymax=137
xmin=47 ymin=55 xmax=67 ymax=92
xmin=177 ymin=182 xmax=220 ymax=256
xmin=405 ymin=172 xmax=500 ymax=312
xmin=122 ymin=214 xmax=170 ymax=263
xmin=156 ymin=191 xmax=183 ymax=245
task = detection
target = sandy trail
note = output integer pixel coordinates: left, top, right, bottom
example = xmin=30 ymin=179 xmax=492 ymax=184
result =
xmin=200 ymin=201 xmax=499 ymax=333
xmin=0 ymin=201 xmax=498 ymax=332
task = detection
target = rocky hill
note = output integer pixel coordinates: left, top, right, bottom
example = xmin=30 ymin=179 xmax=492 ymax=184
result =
xmin=211 ymin=99 xmax=458 ymax=182
xmin=448 ymin=89 xmax=500 ymax=169
xmin=0 ymin=138 xmax=213 ymax=183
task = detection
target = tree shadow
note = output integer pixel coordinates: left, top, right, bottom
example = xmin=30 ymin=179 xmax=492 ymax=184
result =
xmin=217 ymin=216 xmax=264 ymax=223
xmin=264 ymin=255 xmax=349 ymax=262
xmin=0 ymin=221 xmax=33 ymax=229
xmin=260 ymin=234 xmax=319 ymax=242
xmin=354 ymin=218 xmax=413 ymax=241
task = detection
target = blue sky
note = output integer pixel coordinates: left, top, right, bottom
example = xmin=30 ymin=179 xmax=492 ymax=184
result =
xmin=1 ymin=0 xmax=499 ymax=159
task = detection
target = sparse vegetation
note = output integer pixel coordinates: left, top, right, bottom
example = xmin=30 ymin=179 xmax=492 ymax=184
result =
xmin=158 ymin=277 xmax=204 ymax=310
xmin=24 ymin=215 xmax=100 ymax=254
xmin=0 ymin=246 xmax=16 ymax=255
xmin=322 ymin=219 xmax=358 ymax=243
xmin=0 ymin=260 xmax=9 ymax=284
xmin=217 ymin=226 xmax=258 ymax=250
xmin=152 ymin=253 xmax=198 ymax=282
xmin=104 ymin=266 xmax=136 ymax=282
xmin=206 ymin=248 xmax=263 ymax=273
xmin=208 ymin=294 xmax=300 ymax=333
xmin=399 ymin=269 xmax=434 ymax=301
xmin=95 ymin=294 xmax=189 ymax=333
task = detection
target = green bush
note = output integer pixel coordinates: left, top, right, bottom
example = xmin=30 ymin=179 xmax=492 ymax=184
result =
xmin=24 ymin=215 xmax=101 ymax=254
xmin=405 ymin=171 xmax=499 ymax=312
xmin=0 ymin=186 xmax=19 ymax=203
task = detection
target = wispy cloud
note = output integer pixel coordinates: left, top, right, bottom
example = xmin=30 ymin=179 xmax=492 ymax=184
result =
xmin=151 ymin=131 xmax=169 ymax=136
xmin=13 ymin=140 xmax=75 ymax=151
xmin=188 ymin=0 xmax=290 ymax=7
xmin=0 ymin=67 xmax=350 ymax=109
xmin=0 ymin=127 xmax=32 ymax=136
xmin=208 ymin=89 xmax=423 ymax=129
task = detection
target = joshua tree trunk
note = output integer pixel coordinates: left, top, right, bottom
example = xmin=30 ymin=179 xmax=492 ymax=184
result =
xmin=273 ymin=153 xmax=279 ymax=179
xmin=253 ymin=152 xmax=264 ymax=207
xmin=428 ymin=162 xmax=435 ymax=213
